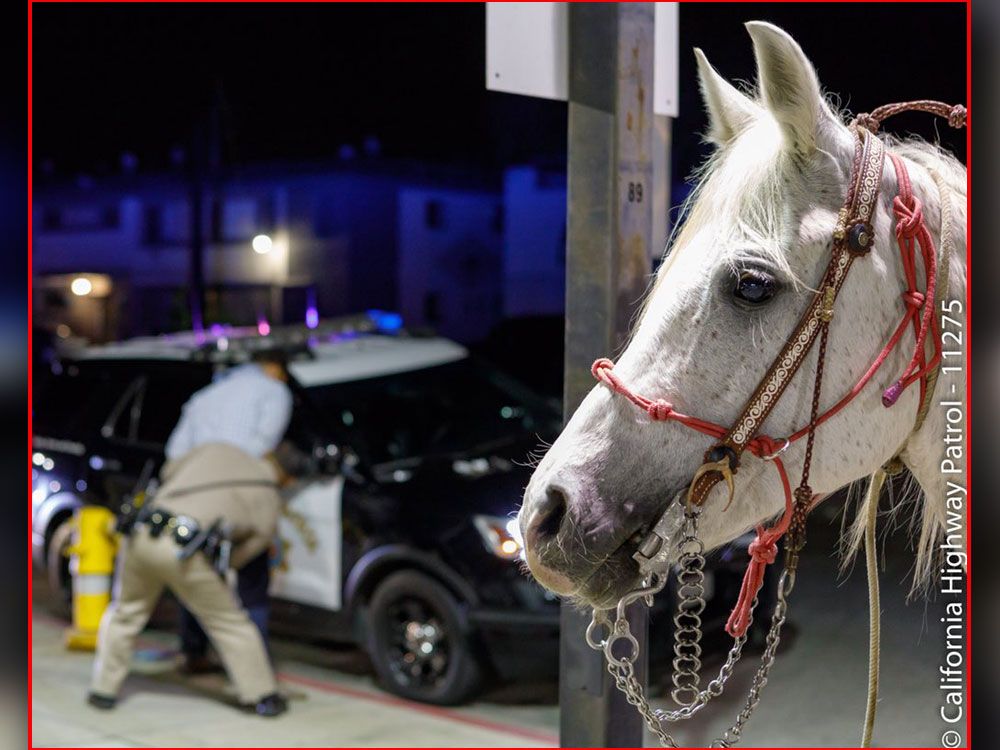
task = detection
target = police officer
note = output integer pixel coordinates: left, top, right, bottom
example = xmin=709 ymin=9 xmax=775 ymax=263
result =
xmin=165 ymin=350 xmax=294 ymax=672
xmin=88 ymin=350 xmax=294 ymax=716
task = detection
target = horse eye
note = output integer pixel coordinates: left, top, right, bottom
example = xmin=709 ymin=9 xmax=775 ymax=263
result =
xmin=733 ymin=271 xmax=777 ymax=305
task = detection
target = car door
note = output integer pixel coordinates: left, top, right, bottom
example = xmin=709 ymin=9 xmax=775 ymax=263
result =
xmin=268 ymin=393 xmax=346 ymax=613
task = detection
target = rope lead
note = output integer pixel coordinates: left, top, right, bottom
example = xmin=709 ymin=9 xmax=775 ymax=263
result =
xmin=861 ymin=468 xmax=887 ymax=748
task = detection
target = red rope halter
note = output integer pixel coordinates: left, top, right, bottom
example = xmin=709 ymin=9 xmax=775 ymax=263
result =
xmin=592 ymin=140 xmax=945 ymax=638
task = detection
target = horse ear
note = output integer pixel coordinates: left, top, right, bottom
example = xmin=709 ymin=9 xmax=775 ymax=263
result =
xmin=745 ymin=21 xmax=840 ymax=154
xmin=694 ymin=47 xmax=760 ymax=145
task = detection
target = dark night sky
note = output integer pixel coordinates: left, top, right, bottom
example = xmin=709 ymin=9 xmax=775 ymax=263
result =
xmin=32 ymin=3 xmax=966 ymax=181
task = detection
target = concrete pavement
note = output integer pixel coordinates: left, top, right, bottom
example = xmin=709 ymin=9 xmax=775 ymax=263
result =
xmin=31 ymin=501 xmax=958 ymax=747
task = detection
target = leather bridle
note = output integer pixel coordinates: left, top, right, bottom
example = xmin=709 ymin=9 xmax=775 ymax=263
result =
xmin=592 ymin=101 xmax=965 ymax=639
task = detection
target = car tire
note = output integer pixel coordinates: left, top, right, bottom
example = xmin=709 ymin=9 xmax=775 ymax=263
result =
xmin=46 ymin=517 xmax=75 ymax=620
xmin=366 ymin=569 xmax=484 ymax=705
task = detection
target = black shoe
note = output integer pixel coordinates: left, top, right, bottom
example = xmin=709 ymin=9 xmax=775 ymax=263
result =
xmin=242 ymin=692 xmax=288 ymax=717
xmin=87 ymin=692 xmax=117 ymax=710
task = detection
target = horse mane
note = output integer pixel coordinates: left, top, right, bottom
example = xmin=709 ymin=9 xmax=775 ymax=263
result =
xmin=643 ymin=111 xmax=796 ymax=307
xmin=626 ymin=111 xmax=795 ymax=349
xmin=840 ymin=133 xmax=967 ymax=597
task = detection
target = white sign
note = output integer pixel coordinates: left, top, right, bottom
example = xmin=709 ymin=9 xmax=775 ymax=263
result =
xmin=653 ymin=3 xmax=679 ymax=117
xmin=485 ymin=2 xmax=679 ymax=117
xmin=486 ymin=2 xmax=568 ymax=101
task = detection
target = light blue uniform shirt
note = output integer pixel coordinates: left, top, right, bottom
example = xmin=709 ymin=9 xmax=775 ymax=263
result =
xmin=165 ymin=363 xmax=293 ymax=461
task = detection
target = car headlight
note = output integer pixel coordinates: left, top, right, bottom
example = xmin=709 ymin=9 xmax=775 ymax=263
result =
xmin=32 ymin=470 xmax=49 ymax=509
xmin=32 ymin=484 xmax=49 ymax=509
xmin=472 ymin=515 xmax=524 ymax=561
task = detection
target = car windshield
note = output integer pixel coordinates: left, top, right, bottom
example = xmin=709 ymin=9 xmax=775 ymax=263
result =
xmin=301 ymin=358 xmax=560 ymax=466
xmin=33 ymin=362 xmax=137 ymax=439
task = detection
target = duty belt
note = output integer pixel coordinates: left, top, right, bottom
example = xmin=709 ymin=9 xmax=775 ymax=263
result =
xmin=137 ymin=504 xmax=233 ymax=574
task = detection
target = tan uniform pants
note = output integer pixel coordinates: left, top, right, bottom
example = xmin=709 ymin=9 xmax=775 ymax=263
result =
xmin=91 ymin=527 xmax=277 ymax=704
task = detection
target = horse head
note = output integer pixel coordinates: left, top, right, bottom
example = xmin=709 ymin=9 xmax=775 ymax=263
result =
xmin=519 ymin=21 xmax=965 ymax=608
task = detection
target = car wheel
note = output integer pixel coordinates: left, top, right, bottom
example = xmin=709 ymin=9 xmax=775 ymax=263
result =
xmin=46 ymin=517 xmax=75 ymax=619
xmin=366 ymin=570 xmax=484 ymax=705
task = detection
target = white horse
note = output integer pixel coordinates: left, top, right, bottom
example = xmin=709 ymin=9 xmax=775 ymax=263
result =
xmin=519 ymin=21 xmax=966 ymax=610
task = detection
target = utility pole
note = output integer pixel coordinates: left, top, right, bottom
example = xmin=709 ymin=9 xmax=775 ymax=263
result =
xmin=485 ymin=3 xmax=670 ymax=743
xmin=188 ymin=124 xmax=206 ymax=333
xmin=188 ymin=91 xmax=224 ymax=333
xmin=561 ymin=3 xmax=656 ymax=746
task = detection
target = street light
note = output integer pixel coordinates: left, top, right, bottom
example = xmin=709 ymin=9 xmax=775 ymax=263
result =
xmin=252 ymin=234 xmax=273 ymax=254
xmin=70 ymin=277 xmax=93 ymax=296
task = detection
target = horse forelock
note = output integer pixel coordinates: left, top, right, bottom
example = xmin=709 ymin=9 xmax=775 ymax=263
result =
xmin=636 ymin=113 xmax=807 ymax=331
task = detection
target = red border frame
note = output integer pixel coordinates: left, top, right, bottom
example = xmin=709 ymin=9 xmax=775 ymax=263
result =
xmin=26 ymin=1 xmax=972 ymax=749
xmin=27 ymin=0 xmax=35 ymax=748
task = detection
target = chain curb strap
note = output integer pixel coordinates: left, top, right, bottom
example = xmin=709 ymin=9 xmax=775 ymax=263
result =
xmin=670 ymin=507 xmax=707 ymax=706
xmin=710 ymin=565 xmax=796 ymax=748
xmin=587 ymin=508 xmax=795 ymax=747
xmin=587 ymin=574 xmax=794 ymax=748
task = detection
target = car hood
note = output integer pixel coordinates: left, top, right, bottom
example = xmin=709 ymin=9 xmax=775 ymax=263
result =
xmin=371 ymin=435 xmax=537 ymax=520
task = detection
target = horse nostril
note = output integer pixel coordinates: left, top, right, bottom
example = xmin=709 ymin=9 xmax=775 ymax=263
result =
xmin=528 ymin=486 xmax=568 ymax=545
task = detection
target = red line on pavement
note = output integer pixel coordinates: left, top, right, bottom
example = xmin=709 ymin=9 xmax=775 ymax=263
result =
xmin=32 ymin=613 xmax=557 ymax=746
xmin=276 ymin=671 xmax=558 ymax=746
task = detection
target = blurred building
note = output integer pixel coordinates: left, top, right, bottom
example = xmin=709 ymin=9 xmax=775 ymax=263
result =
xmin=501 ymin=166 xmax=566 ymax=319
xmin=398 ymin=187 xmax=504 ymax=344
xmin=31 ymin=160 xmax=566 ymax=345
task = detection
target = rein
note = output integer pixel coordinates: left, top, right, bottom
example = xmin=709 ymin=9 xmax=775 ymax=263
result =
xmin=586 ymin=100 xmax=965 ymax=748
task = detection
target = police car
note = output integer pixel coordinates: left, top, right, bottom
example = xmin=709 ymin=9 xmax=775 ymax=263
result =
xmin=32 ymin=313 xmax=768 ymax=704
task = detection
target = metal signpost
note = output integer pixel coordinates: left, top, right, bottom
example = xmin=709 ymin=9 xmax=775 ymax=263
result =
xmin=561 ymin=5 xmax=655 ymax=746
xmin=488 ymin=3 xmax=668 ymax=744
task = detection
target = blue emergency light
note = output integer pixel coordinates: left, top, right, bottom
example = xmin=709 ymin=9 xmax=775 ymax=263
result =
xmin=367 ymin=309 xmax=403 ymax=332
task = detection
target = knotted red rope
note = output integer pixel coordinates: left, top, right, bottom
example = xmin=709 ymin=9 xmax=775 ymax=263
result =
xmin=723 ymin=447 xmax=796 ymax=639
xmin=592 ymin=359 xmax=798 ymax=461
xmin=593 ymin=358 xmax=795 ymax=637
xmin=879 ymin=153 xmax=943 ymax=408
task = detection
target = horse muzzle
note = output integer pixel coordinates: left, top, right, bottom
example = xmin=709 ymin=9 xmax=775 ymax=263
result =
xmin=519 ymin=476 xmax=675 ymax=606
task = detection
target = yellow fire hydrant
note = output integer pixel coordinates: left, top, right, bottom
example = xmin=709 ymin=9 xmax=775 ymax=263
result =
xmin=64 ymin=506 xmax=118 ymax=651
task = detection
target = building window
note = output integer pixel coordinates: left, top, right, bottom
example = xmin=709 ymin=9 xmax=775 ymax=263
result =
xmin=144 ymin=205 xmax=163 ymax=245
xmin=38 ymin=205 xmax=120 ymax=233
xmin=424 ymin=200 xmax=444 ymax=230
xmin=423 ymin=292 xmax=440 ymax=324
xmin=226 ymin=198 xmax=258 ymax=240
xmin=145 ymin=201 xmax=190 ymax=245
xmin=210 ymin=197 xmax=259 ymax=242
